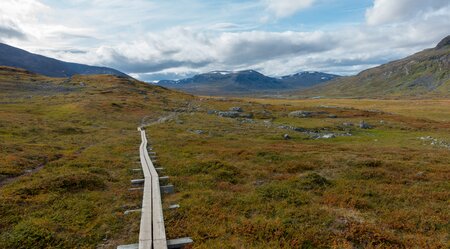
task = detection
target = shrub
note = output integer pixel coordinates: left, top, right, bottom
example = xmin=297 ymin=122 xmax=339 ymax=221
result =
xmin=4 ymin=218 xmax=61 ymax=249
xmin=185 ymin=160 xmax=241 ymax=184
xmin=295 ymin=173 xmax=332 ymax=190
xmin=48 ymin=173 xmax=106 ymax=192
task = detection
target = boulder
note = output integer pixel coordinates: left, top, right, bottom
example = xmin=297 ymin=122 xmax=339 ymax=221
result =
xmin=218 ymin=111 xmax=240 ymax=118
xmin=288 ymin=110 xmax=313 ymax=118
xmin=359 ymin=121 xmax=372 ymax=129
xmin=239 ymin=113 xmax=253 ymax=119
xmin=321 ymin=133 xmax=336 ymax=139
xmin=283 ymin=134 xmax=291 ymax=140
xmin=230 ymin=107 xmax=243 ymax=112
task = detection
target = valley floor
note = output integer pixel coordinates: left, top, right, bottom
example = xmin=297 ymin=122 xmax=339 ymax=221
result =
xmin=0 ymin=70 xmax=448 ymax=248
xmin=148 ymin=98 xmax=450 ymax=248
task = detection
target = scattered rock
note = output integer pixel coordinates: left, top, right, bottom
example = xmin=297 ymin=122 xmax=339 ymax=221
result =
xmin=207 ymin=110 xmax=218 ymax=115
xmin=239 ymin=113 xmax=253 ymax=119
xmin=359 ymin=121 xmax=372 ymax=129
xmin=253 ymin=179 xmax=266 ymax=186
xmin=327 ymin=114 xmax=338 ymax=118
xmin=218 ymin=111 xmax=240 ymax=118
xmin=416 ymin=171 xmax=425 ymax=177
xmin=342 ymin=122 xmax=353 ymax=127
xmin=419 ymin=136 xmax=450 ymax=149
xmin=321 ymin=133 xmax=336 ymax=139
xmin=230 ymin=107 xmax=243 ymax=112
xmin=79 ymin=82 xmax=86 ymax=87
xmin=293 ymin=127 xmax=306 ymax=132
xmin=217 ymin=110 xmax=253 ymax=119
xmin=240 ymin=118 xmax=255 ymax=124
xmin=192 ymin=130 xmax=205 ymax=134
xmin=288 ymin=110 xmax=313 ymax=118
xmin=283 ymin=134 xmax=291 ymax=140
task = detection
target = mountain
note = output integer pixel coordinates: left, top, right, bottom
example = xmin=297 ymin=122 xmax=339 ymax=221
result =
xmin=295 ymin=35 xmax=450 ymax=98
xmin=157 ymin=70 xmax=339 ymax=95
xmin=0 ymin=43 xmax=127 ymax=77
xmin=280 ymin=71 xmax=340 ymax=88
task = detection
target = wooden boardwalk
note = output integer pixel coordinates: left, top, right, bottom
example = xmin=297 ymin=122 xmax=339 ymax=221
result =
xmin=118 ymin=128 xmax=192 ymax=249
xmin=138 ymin=127 xmax=167 ymax=249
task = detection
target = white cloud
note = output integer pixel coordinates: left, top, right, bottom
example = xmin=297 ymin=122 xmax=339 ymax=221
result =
xmin=0 ymin=0 xmax=48 ymax=41
xmin=71 ymin=11 xmax=448 ymax=79
xmin=263 ymin=0 xmax=315 ymax=18
xmin=366 ymin=0 xmax=450 ymax=25
xmin=1 ymin=0 xmax=449 ymax=81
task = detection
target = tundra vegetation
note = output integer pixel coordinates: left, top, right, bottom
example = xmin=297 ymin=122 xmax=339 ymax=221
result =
xmin=0 ymin=67 xmax=449 ymax=248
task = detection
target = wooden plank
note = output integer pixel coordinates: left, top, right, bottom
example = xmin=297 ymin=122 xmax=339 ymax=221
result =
xmin=124 ymin=209 xmax=142 ymax=215
xmin=141 ymin=129 xmax=168 ymax=249
xmin=138 ymin=128 xmax=153 ymax=249
xmin=167 ymin=237 xmax=194 ymax=249
xmin=121 ymin=129 xmax=190 ymax=249
xmin=131 ymin=179 xmax=145 ymax=185
xmin=117 ymin=244 xmax=138 ymax=249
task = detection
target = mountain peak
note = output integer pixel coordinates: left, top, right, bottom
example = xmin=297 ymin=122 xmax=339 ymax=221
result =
xmin=157 ymin=70 xmax=339 ymax=95
xmin=436 ymin=35 xmax=450 ymax=49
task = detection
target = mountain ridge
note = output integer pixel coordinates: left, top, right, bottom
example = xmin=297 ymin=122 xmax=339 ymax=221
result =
xmin=0 ymin=43 xmax=128 ymax=78
xmin=157 ymin=70 xmax=340 ymax=95
xmin=293 ymin=35 xmax=450 ymax=98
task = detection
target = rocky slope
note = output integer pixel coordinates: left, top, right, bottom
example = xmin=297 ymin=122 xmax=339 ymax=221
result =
xmin=295 ymin=35 xmax=450 ymax=98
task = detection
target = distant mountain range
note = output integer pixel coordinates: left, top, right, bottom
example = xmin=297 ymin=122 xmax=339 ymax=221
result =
xmin=295 ymin=35 xmax=450 ymax=98
xmin=2 ymin=34 xmax=448 ymax=98
xmin=157 ymin=70 xmax=339 ymax=95
xmin=0 ymin=43 xmax=127 ymax=77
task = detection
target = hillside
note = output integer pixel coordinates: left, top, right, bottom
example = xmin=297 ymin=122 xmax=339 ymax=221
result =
xmin=294 ymin=35 xmax=450 ymax=98
xmin=157 ymin=70 xmax=339 ymax=95
xmin=1 ymin=66 xmax=449 ymax=248
xmin=0 ymin=66 xmax=193 ymax=248
xmin=0 ymin=43 xmax=127 ymax=77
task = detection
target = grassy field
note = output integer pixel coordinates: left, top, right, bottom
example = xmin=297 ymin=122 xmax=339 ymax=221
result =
xmin=1 ymin=67 xmax=449 ymax=248
xmin=148 ymin=98 xmax=450 ymax=248
xmin=0 ymin=67 xmax=193 ymax=248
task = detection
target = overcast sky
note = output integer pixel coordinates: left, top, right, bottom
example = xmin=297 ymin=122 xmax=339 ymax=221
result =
xmin=1 ymin=0 xmax=449 ymax=81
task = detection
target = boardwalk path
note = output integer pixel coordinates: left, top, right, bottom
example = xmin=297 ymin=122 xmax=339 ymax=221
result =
xmin=138 ymin=127 xmax=167 ymax=249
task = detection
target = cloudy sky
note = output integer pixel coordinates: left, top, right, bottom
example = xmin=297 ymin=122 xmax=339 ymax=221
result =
xmin=1 ymin=0 xmax=449 ymax=81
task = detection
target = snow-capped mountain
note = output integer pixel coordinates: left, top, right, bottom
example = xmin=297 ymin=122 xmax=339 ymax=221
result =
xmin=157 ymin=70 xmax=340 ymax=95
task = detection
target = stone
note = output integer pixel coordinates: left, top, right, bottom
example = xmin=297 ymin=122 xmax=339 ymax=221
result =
xmin=321 ymin=133 xmax=336 ymax=139
xmin=230 ymin=107 xmax=243 ymax=112
xmin=293 ymin=127 xmax=307 ymax=132
xmin=283 ymin=134 xmax=291 ymax=140
xmin=359 ymin=121 xmax=372 ymax=129
xmin=239 ymin=113 xmax=253 ymax=119
xmin=288 ymin=110 xmax=313 ymax=118
xmin=218 ymin=111 xmax=240 ymax=118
